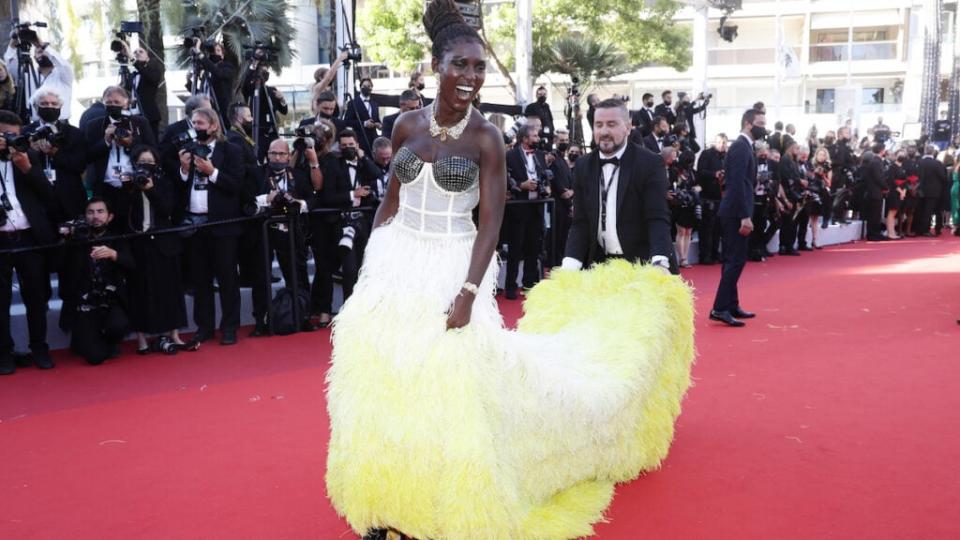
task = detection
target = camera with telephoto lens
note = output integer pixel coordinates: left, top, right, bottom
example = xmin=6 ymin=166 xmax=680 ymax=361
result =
xmin=113 ymin=116 xmax=133 ymax=140
xmin=243 ymin=42 xmax=277 ymax=63
xmin=270 ymin=189 xmax=300 ymax=216
xmin=12 ymin=21 xmax=47 ymax=53
xmin=3 ymin=133 xmax=32 ymax=153
xmin=174 ymin=129 xmax=212 ymax=159
xmin=110 ymin=21 xmax=143 ymax=64
xmin=182 ymin=26 xmax=215 ymax=54
xmin=129 ymin=165 xmax=155 ymax=188
xmin=80 ymin=260 xmax=121 ymax=311
xmin=30 ymin=123 xmax=67 ymax=147
xmin=293 ymin=125 xmax=317 ymax=153
xmin=59 ymin=218 xmax=92 ymax=239
xmin=340 ymin=42 xmax=363 ymax=65
xmin=339 ymin=213 xmax=366 ymax=251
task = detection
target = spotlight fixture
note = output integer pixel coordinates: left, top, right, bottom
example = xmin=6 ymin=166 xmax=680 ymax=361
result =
xmin=718 ymin=15 xmax=738 ymax=42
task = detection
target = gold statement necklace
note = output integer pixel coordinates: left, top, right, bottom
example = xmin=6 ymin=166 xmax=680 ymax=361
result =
xmin=429 ymin=102 xmax=472 ymax=141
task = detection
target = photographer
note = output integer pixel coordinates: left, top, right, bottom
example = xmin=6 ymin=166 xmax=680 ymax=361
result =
xmin=311 ymin=129 xmax=376 ymax=326
xmin=749 ymin=143 xmax=784 ymax=262
xmin=86 ymin=86 xmax=156 ymax=227
xmin=778 ymin=139 xmax=804 ymax=255
xmin=58 ymin=197 xmax=133 ymax=365
xmin=190 ymin=40 xmax=236 ymax=125
xmin=675 ymin=91 xmax=710 ymax=141
xmin=159 ymin=94 xmax=210 ymax=179
xmin=24 ymin=89 xmax=86 ymax=224
xmin=381 ymin=90 xmax=421 ymax=140
xmin=696 ymin=133 xmax=727 ymax=265
xmin=408 ymin=72 xmax=427 ymax=106
xmin=302 ymin=91 xmax=346 ymax=139
xmin=504 ymin=124 xmax=549 ymax=299
xmin=586 ymin=94 xmax=599 ymax=149
xmin=640 ymin=116 xmax=669 ymax=154
xmin=0 ymin=110 xmax=56 ymax=375
xmin=524 ymin=86 xmax=555 ymax=150
xmin=546 ymin=129 xmax=574 ymax=264
xmin=176 ymin=107 xmax=244 ymax=346
xmin=240 ymin=49 xmax=288 ymax=161
xmin=252 ymin=138 xmax=316 ymax=334
xmin=122 ymin=44 xmax=163 ymax=139
xmin=633 ymin=93 xmax=656 ymax=136
xmin=120 ymin=146 xmax=193 ymax=355
xmin=5 ymin=25 xmax=74 ymax=121
xmin=311 ymin=50 xmax=349 ymax=97
xmin=344 ymin=78 xmax=381 ymax=154
xmin=370 ymin=136 xmax=392 ymax=202
xmin=667 ymin=149 xmax=701 ymax=269
xmin=655 ymin=90 xmax=677 ymax=130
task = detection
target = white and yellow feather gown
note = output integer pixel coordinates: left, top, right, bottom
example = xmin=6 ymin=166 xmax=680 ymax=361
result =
xmin=326 ymin=147 xmax=695 ymax=540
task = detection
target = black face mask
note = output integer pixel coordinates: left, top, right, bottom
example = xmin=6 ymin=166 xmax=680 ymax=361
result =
xmin=416 ymin=83 xmax=425 ymax=91
xmin=38 ymin=107 xmax=60 ymax=123
xmin=268 ymin=161 xmax=287 ymax=172
xmin=556 ymin=142 xmax=570 ymax=153
xmin=37 ymin=56 xmax=54 ymax=68
xmin=194 ymin=129 xmax=210 ymax=142
xmin=209 ymin=55 xmax=223 ymax=63
xmin=341 ymin=147 xmax=358 ymax=161
xmin=644 ymin=101 xmax=654 ymax=108
xmin=241 ymin=121 xmax=253 ymax=136
xmin=136 ymin=163 xmax=158 ymax=174
xmin=750 ymin=125 xmax=767 ymax=141
xmin=319 ymin=112 xmax=333 ymax=120
xmin=537 ymin=96 xmax=546 ymax=104
xmin=568 ymin=153 xmax=580 ymax=161
xmin=360 ymin=87 xmax=372 ymax=97
xmin=105 ymin=105 xmax=124 ymax=120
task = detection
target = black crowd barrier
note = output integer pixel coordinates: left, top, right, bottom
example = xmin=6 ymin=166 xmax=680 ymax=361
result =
xmin=0 ymin=198 xmax=557 ymax=337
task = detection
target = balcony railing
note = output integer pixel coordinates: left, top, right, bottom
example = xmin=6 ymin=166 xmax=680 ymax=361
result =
xmin=809 ymin=42 xmax=897 ymax=63
xmin=707 ymin=47 xmax=800 ymax=65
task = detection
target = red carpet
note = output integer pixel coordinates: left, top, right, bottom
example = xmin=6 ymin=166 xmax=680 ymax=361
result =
xmin=2 ymin=237 xmax=959 ymax=539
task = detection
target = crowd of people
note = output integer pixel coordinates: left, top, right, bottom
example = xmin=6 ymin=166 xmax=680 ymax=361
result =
xmin=0 ymin=27 xmax=957 ymax=376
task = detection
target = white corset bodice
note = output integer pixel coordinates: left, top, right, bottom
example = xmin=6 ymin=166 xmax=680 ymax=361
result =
xmin=393 ymin=146 xmax=481 ymax=237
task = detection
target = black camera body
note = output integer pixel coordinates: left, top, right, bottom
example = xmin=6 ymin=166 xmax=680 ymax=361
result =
xmin=341 ymin=42 xmax=363 ymax=65
xmin=30 ymin=123 xmax=67 ymax=147
xmin=270 ymin=189 xmax=300 ymax=216
xmin=113 ymin=116 xmax=134 ymax=140
xmin=3 ymin=133 xmax=32 ymax=153
xmin=183 ymin=140 xmax=212 ymax=160
xmin=292 ymin=126 xmax=317 ymax=153
xmin=13 ymin=21 xmax=47 ymax=53
xmin=243 ymin=42 xmax=277 ymax=63
xmin=59 ymin=218 xmax=92 ymax=239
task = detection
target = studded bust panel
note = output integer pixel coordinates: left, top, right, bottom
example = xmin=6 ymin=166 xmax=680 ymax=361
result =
xmin=394 ymin=146 xmax=480 ymax=193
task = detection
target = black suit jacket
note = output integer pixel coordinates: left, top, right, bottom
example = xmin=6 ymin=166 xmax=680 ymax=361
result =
xmin=654 ymin=103 xmax=676 ymax=128
xmin=175 ymin=140 xmax=245 ymax=236
xmin=198 ymin=57 xmax=237 ymax=124
xmin=632 ymin=108 xmax=655 ymax=137
xmin=696 ymin=147 xmax=725 ymax=200
xmin=133 ymin=60 xmax=164 ymax=125
xmin=564 ymin=142 xmax=671 ymax=266
xmin=23 ymin=121 xmax=88 ymax=222
xmin=316 ymin=155 xmax=379 ymax=224
xmin=505 ymin=146 xmax=548 ymax=200
xmin=861 ymin=156 xmax=887 ymax=200
xmin=127 ymin=171 xmax=182 ymax=257
xmin=257 ymin=166 xmax=316 ymax=205
xmin=768 ymin=131 xmax=783 ymax=154
xmin=642 ymin=133 xmax=662 ymax=155
xmin=718 ymin=135 xmax=757 ymax=220
xmin=343 ymin=96 xmax=381 ymax=152
xmin=778 ymin=156 xmax=804 ymax=203
xmin=918 ymin=156 xmax=947 ymax=199
xmin=58 ymin=236 xmax=134 ymax=331
xmin=4 ymin=155 xmax=57 ymax=244
xmin=381 ymin=112 xmax=400 ymax=140
xmin=523 ymin=101 xmax=555 ymax=142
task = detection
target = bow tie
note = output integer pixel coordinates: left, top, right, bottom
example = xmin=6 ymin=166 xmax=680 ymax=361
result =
xmin=599 ymin=157 xmax=620 ymax=167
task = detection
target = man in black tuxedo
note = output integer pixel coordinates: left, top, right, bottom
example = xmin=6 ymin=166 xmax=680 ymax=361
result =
xmin=545 ymin=141 xmax=574 ymax=266
xmin=302 ymin=91 xmax=347 ymax=138
xmin=0 ymin=111 xmax=56 ymax=375
xmin=524 ymin=86 xmax=556 ymax=149
xmin=710 ymin=108 xmax=765 ymax=327
xmin=86 ymin=86 xmax=157 ymax=228
xmin=192 ymin=42 xmax=237 ymax=126
xmin=777 ymin=139 xmax=804 ymax=254
xmin=861 ymin=144 xmax=888 ymax=241
xmin=639 ymin=116 xmax=669 ymax=154
xmin=696 ymin=133 xmax=728 ymax=264
xmin=675 ymin=91 xmax=710 ymax=141
xmin=632 ymin=93 xmax=656 ymax=137
xmin=560 ymin=99 xmax=672 ymax=275
xmin=24 ymin=90 xmax=87 ymax=224
xmin=344 ymin=78 xmax=381 ymax=154
xmin=381 ymin=90 xmax=421 ymax=140
xmin=505 ymin=124 xmax=550 ymax=299
xmin=159 ymin=95 xmax=211 ymax=177
xmin=175 ymin=107 xmax=245 ymax=346
xmin=123 ymin=46 xmax=164 ymax=138
xmin=655 ymin=90 xmax=677 ymax=129
xmin=768 ymin=121 xmax=784 ymax=154
xmin=917 ymin=145 xmax=947 ymax=236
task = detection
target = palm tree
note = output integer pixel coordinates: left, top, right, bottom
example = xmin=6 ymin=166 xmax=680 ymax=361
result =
xmin=919 ymin=0 xmax=942 ymax=140
xmin=536 ymin=35 xmax=636 ymax=145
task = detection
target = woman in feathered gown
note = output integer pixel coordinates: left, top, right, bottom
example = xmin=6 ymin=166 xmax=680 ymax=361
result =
xmin=325 ymin=2 xmax=696 ymax=538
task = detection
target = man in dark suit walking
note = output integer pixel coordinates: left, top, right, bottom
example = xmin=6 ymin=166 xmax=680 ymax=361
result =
xmin=655 ymin=90 xmax=677 ymax=129
xmin=637 ymin=116 xmax=669 ymax=154
xmin=917 ymin=145 xmax=947 ymax=236
xmin=504 ymin=124 xmax=550 ymax=298
xmin=381 ymin=90 xmax=421 ymax=140
xmin=861 ymin=144 xmax=888 ymax=241
xmin=560 ymin=98 xmax=672 ymax=274
xmin=711 ymin=108 xmax=766 ymax=327
xmin=343 ymin=78 xmax=381 ymax=154
xmin=631 ymin=93 xmax=656 ymax=137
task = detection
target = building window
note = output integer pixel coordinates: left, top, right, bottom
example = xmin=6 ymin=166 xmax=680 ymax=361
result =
xmin=816 ymin=89 xmax=835 ymax=114
xmin=863 ymin=88 xmax=885 ymax=106
xmin=809 ymin=26 xmax=898 ymax=63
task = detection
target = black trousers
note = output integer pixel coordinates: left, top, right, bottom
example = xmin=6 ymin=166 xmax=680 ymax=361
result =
xmin=0 ymin=230 xmax=49 ymax=355
xmin=310 ymin=219 xmax=369 ymax=314
xmin=247 ymin=220 xmax=270 ymax=324
xmin=865 ymin=197 xmax=884 ymax=238
xmin=917 ymin=196 xmax=941 ymax=234
xmin=713 ymin=217 xmax=748 ymax=313
xmin=71 ymin=305 xmax=129 ymax=365
xmin=269 ymin=226 xmax=309 ymax=294
xmin=795 ymin=208 xmax=810 ymax=248
xmin=505 ymin=207 xmax=544 ymax=290
xmin=698 ymin=198 xmax=721 ymax=263
xmin=749 ymin=204 xmax=778 ymax=256
xmin=779 ymin=211 xmax=797 ymax=251
xmin=552 ymin=202 xmax=572 ymax=267
xmin=189 ymin=228 xmax=241 ymax=333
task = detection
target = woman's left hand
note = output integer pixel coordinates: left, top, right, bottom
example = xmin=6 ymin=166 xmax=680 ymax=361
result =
xmin=446 ymin=291 xmax=474 ymax=330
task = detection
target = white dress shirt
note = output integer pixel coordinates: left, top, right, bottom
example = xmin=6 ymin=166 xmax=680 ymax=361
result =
xmin=0 ymin=160 xmax=31 ymax=231
xmin=523 ymin=150 xmax=540 ymax=200
xmin=4 ymin=46 xmax=74 ymax=121
xmin=179 ymin=141 xmax=220 ymax=214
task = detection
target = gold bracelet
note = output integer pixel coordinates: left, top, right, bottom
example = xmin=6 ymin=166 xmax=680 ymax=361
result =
xmin=461 ymin=282 xmax=479 ymax=295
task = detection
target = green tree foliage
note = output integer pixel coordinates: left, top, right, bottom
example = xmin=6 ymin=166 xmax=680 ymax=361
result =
xmin=357 ymin=0 xmax=430 ymax=73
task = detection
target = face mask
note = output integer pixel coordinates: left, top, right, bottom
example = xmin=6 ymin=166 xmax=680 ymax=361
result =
xmin=241 ymin=121 xmax=253 ymax=136
xmin=37 ymin=107 xmax=60 ymax=123
xmin=537 ymin=96 xmax=546 ymax=104
xmin=360 ymin=87 xmax=372 ymax=97
xmin=194 ymin=129 xmax=209 ymax=142
xmin=750 ymin=125 xmax=767 ymax=141
xmin=341 ymin=147 xmax=358 ymax=161
xmin=644 ymin=101 xmax=653 ymax=108
xmin=37 ymin=56 xmax=54 ymax=68
xmin=209 ymin=55 xmax=222 ymax=63
xmin=268 ymin=161 xmax=287 ymax=172
xmin=319 ymin=112 xmax=333 ymax=120
xmin=557 ymin=142 xmax=569 ymax=153
xmin=417 ymin=83 xmax=425 ymax=91
xmin=568 ymin=153 xmax=580 ymax=161
xmin=136 ymin=163 xmax=157 ymax=174
xmin=105 ymin=105 xmax=124 ymax=120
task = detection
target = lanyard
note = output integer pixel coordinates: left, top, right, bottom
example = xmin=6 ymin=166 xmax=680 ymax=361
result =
xmin=599 ymin=163 xmax=620 ymax=234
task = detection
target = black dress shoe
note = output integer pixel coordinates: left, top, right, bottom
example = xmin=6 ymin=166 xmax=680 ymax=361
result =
xmin=709 ymin=310 xmax=745 ymax=327
xmin=798 ymin=245 xmax=813 ymax=251
xmin=249 ymin=324 xmax=270 ymax=338
xmin=732 ymin=308 xmax=756 ymax=319
xmin=700 ymin=258 xmax=717 ymax=265
xmin=220 ymin=330 xmax=238 ymax=346
xmin=504 ymin=288 xmax=518 ymax=300
xmin=13 ymin=351 xmax=32 ymax=367
xmin=300 ymin=320 xmax=319 ymax=332
xmin=0 ymin=355 xmax=14 ymax=376
xmin=765 ymin=250 xmax=777 ymax=257
xmin=192 ymin=329 xmax=214 ymax=343
xmin=784 ymin=249 xmax=801 ymax=256
xmin=33 ymin=351 xmax=55 ymax=369
xmin=920 ymin=232 xmax=935 ymax=237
